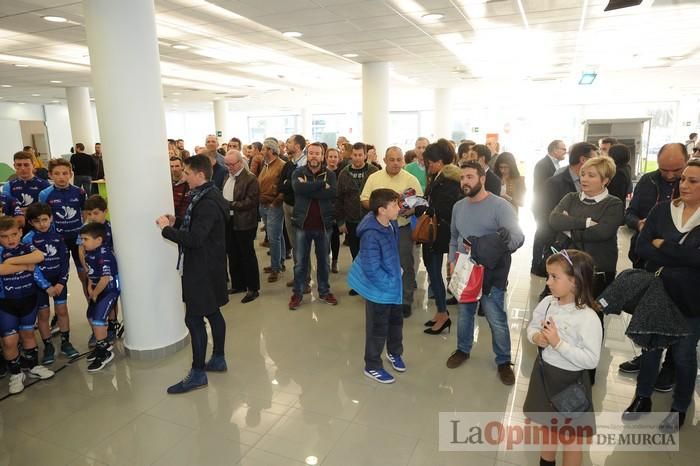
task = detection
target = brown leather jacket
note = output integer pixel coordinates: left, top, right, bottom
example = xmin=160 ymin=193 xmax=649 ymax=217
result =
xmin=222 ymin=168 xmax=260 ymax=231
xmin=258 ymin=156 xmax=285 ymax=205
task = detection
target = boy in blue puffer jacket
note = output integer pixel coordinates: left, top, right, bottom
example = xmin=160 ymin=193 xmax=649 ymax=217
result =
xmin=348 ymin=188 xmax=404 ymax=384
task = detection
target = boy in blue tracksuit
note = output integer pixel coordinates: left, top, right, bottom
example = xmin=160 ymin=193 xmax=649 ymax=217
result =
xmin=347 ymin=188 xmax=404 ymax=384
xmin=23 ymin=202 xmax=78 ymax=364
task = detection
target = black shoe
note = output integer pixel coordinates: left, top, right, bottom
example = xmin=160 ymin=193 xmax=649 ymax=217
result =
xmin=424 ymin=318 xmax=451 ymax=335
xmin=622 ymin=396 xmax=652 ymax=421
xmin=654 ymin=366 xmax=675 ymax=393
xmin=241 ymin=291 xmax=259 ymax=304
xmin=349 ymin=289 xmax=358 ymax=296
xmin=659 ymin=410 xmax=685 ymax=433
xmin=446 ymin=297 xmax=458 ymax=305
xmin=424 ymin=320 xmax=436 ymax=327
xmin=228 ymin=288 xmax=246 ymax=295
xmin=401 ymin=304 xmax=412 ymax=318
xmin=619 ymin=355 xmax=642 ymax=374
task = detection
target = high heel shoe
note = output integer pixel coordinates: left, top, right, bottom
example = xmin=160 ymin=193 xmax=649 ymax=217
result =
xmin=424 ymin=311 xmax=449 ymax=327
xmin=424 ymin=318 xmax=451 ymax=335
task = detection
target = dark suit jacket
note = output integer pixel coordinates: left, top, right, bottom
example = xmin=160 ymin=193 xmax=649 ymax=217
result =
xmin=485 ymin=169 xmax=501 ymax=197
xmin=533 ymin=155 xmax=557 ymax=195
xmin=222 ymin=168 xmax=260 ymax=231
xmin=212 ymin=163 xmax=227 ymax=190
xmin=161 ymin=184 xmax=229 ymax=316
xmin=533 ymin=168 xmax=577 ymax=237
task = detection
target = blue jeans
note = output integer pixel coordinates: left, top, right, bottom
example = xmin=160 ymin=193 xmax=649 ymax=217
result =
xmin=294 ymin=229 xmax=330 ymax=296
xmin=423 ymin=248 xmax=447 ymax=313
xmin=259 ymin=204 xmax=284 ymax=271
xmin=636 ymin=316 xmax=700 ymax=412
xmin=456 ymin=287 xmax=511 ymax=364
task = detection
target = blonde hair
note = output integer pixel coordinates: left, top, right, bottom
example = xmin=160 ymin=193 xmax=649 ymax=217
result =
xmin=581 ymin=155 xmax=616 ymax=184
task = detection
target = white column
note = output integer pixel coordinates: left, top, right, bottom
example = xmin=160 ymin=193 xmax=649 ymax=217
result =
xmin=299 ymin=107 xmax=312 ymax=139
xmin=65 ymin=86 xmax=95 ymax=148
xmin=213 ymin=100 xmax=229 ymax=143
xmin=434 ymin=88 xmax=452 ymax=140
xmin=362 ymin=62 xmax=389 ymax=155
xmin=83 ymin=0 xmax=187 ymax=358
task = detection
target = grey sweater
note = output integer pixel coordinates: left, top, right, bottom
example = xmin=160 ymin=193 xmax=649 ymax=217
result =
xmin=549 ymin=192 xmax=624 ymax=272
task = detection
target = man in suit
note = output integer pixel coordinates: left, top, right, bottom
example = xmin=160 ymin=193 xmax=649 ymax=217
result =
xmin=463 ymin=144 xmax=501 ymax=196
xmin=156 ymin=155 xmax=229 ymax=394
xmin=530 ymin=142 xmax=597 ymax=276
xmin=221 ymin=150 xmax=261 ymax=304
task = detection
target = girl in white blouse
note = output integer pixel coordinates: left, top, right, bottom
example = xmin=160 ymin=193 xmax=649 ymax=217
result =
xmin=523 ymin=249 xmax=603 ymax=466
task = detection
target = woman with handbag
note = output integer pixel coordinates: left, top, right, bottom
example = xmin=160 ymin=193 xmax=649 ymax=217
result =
xmin=415 ymin=139 xmax=463 ymax=335
xmin=524 ymin=250 xmax=602 ymax=466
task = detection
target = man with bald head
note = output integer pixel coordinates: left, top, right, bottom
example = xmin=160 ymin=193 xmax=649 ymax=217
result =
xmin=360 ymin=146 xmax=423 ymax=317
xmin=619 ymin=142 xmax=689 ymax=379
xmin=222 ymin=150 xmax=261 ymax=303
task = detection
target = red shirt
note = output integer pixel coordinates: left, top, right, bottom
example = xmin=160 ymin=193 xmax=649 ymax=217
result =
xmin=172 ymin=181 xmax=190 ymax=218
xmin=303 ymin=199 xmax=323 ymax=230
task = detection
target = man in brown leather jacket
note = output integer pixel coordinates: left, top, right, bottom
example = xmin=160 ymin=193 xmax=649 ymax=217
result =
xmin=222 ymin=150 xmax=260 ymax=303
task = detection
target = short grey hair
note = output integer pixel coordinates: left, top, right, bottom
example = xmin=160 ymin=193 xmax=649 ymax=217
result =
xmin=263 ymin=137 xmax=280 ymax=155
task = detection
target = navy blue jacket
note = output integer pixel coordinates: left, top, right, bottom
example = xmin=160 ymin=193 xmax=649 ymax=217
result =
xmin=23 ymin=229 xmax=69 ymax=286
xmin=0 ymin=243 xmax=50 ymax=299
xmin=291 ymin=165 xmax=337 ymax=230
xmin=347 ymin=213 xmax=402 ymax=304
xmin=2 ymin=176 xmax=50 ymax=207
xmin=85 ymin=246 xmax=120 ymax=293
xmin=39 ymin=184 xmax=87 ymax=238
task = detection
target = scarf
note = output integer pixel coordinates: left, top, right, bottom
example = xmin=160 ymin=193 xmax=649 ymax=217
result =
xmin=177 ymin=181 xmax=216 ymax=270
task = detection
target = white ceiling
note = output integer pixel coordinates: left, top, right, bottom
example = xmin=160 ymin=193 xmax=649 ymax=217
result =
xmin=0 ymin=0 xmax=698 ymax=109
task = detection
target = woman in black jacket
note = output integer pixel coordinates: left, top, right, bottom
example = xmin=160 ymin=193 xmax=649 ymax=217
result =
xmin=623 ymin=159 xmax=700 ymax=432
xmin=607 ymin=143 xmax=632 ymax=204
xmin=418 ymin=139 xmax=463 ymax=335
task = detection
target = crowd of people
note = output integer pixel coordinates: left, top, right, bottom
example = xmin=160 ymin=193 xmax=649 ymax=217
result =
xmin=2 ymin=129 xmax=699 ymax=465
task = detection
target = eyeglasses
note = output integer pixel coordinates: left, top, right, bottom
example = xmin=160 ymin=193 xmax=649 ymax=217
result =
xmin=550 ymin=246 xmax=573 ymax=266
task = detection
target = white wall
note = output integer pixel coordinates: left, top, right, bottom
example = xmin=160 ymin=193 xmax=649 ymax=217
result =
xmin=0 ymin=102 xmax=45 ymax=165
xmin=44 ymin=104 xmax=73 ymax=157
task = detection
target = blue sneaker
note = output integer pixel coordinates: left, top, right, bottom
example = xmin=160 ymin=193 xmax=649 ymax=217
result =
xmin=387 ymin=354 xmax=406 ymax=372
xmin=60 ymin=341 xmax=79 ymax=359
xmin=42 ymin=342 xmax=55 ymax=365
xmin=364 ymin=368 xmax=395 ymax=384
xmin=167 ymin=369 xmax=208 ymax=394
xmin=205 ymin=355 xmax=227 ymax=372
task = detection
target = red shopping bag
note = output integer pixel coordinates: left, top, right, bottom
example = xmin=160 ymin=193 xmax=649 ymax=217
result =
xmin=448 ymin=252 xmax=484 ymax=303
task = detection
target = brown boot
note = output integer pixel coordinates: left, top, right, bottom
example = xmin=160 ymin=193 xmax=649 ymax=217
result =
xmin=267 ymin=271 xmax=280 ymax=283
xmin=446 ymin=350 xmax=469 ymax=369
xmin=497 ymin=363 xmax=515 ymax=385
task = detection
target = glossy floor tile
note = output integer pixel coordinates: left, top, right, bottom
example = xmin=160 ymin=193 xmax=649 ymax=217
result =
xmin=0 ymin=218 xmax=698 ymax=465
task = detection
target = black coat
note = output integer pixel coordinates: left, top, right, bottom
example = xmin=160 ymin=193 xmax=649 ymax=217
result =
xmin=485 ymin=169 xmax=501 ymax=197
xmin=533 ymin=168 xmax=577 ymax=228
xmin=417 ymin=164 xmax=463 ymax=254
xmin=162 ymin=185 xmax=229 ymax=316
xmin=533 ymin=155 xmax=557 ymax=195
xmin=607 ymin=166 xmax=630 ymax=204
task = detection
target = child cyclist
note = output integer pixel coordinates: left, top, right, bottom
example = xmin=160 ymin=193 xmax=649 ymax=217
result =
xmin=0 ymin=217 xmax=54 ymax=394
xmin=23 ymin=202 xmax=79 ymax=364
xmin=523 ymin=250 xmax=602 ymax=466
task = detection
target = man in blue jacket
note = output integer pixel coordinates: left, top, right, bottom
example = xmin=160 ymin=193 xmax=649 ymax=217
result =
xmin=288 ymin=143 xmax=338 ymax=310
xmin=348 ymin=188 xmax=404 ymax=384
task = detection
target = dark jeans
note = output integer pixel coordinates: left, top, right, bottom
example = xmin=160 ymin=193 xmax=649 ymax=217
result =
xmin=185 ymin=309 xmax=226 ymax=370
xmin=423 ymin=247 xmax=447 ymax=313
xmin=364 ymin=300 xmax=403 ymax=370
xmin=346 ymin=222 xmax=360 ymax=260
xmin=294 ymin=229 xmax=330 ymax=296
xmin=636 ymin=316 xmax=700 ymax=412
xmin=74 ymin=175 xmax=92 ymax=195
xmin=330 ymin=224 xmax=340 ymax=263
xmin=226 ymin=224 xmax=260 ymax=292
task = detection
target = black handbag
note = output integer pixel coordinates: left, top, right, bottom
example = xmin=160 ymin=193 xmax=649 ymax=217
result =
xmin=537 ymin=303 xmax=591 ymax=418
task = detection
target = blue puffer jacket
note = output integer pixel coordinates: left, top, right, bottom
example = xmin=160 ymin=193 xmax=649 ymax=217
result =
xmin=347 ymin=213 xmax=402 ymax=304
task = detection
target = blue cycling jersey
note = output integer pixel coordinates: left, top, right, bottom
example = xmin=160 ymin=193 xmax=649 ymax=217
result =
xmin=0 ymin=194 xmax=22 ymax=217
xmin=2 ymin=176 xmax=50 ymax=207
xmin=76 ymin=220 xmax=113 ymax=251
xmin=38 ymin=185 xmax=86 ymax=238
xmin=23 ymin=229 xmax=70 ymax=286
xmin=85 ymin=246 xmax=120 ymax=292
xmin=0 ymin=243 xmax=50 ymax=299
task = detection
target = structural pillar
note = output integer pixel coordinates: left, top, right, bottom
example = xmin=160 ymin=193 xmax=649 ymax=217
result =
xmin=434 ymin=88 xmax=452 ymax=140
xmin=65 ymin=86 xmax=95 ymax=148
xmin=213 ymin=100 xmax=229 ymax=143
xmin=300 ymin=107 xmax=312 ymax=140
xmin=83 ymin=0 xmax=187 ymax=358
xmin=362 ymin=62 xmax=389 ymax=155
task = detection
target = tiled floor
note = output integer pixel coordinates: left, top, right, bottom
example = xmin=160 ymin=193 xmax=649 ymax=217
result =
xmin=1 ymin=214 xmax=698 ymax=465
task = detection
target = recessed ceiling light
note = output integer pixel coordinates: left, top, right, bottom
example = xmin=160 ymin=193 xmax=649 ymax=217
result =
xmin=50 ymin=80 xmax=62 ymax=84
xmin=18 ymin=102 xmax=26 ymax=105
xmin=668 ymin=56 xmax=684 ymax=60
xmin=342 ymin=53 xmax=359 ymax=58
xmin=171 ymin=44 xmax=190 ymax=50
xmin=14 ymin=64 xmax=29 ymax=68
xmin=32 ymin=94 xmax=40 ymax=97
xmin=172 ymin=92 xmax=181 ymax=95
xmin=51 ymin=100 xmax=60 ymax=103
xmin=42 ymin=15 xmax=67 ymax=23
xmin=90 ymin=98 xmax=95 ymax=101
xmin=1 ymin=84 xmax=11 ymax=88
xmin=282 ymin=31 xmax=302 ymax=38
xmin=422 ymin=13 xmax=444 ymax=21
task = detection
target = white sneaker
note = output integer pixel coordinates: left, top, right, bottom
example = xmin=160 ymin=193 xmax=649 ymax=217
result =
xmin=27 ymin=365 xmax=55 ymax=380
xmin=9 ymin=372 xmax=26 ymax=394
